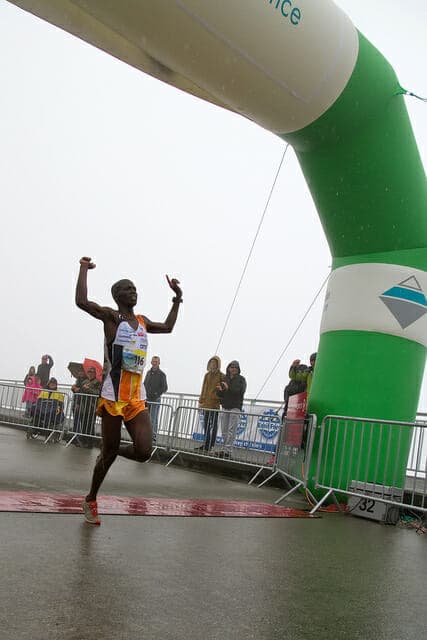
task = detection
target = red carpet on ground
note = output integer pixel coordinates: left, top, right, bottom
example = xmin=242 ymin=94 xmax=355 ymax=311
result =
xmin=0 ymin=491 xmax=317 ymax=518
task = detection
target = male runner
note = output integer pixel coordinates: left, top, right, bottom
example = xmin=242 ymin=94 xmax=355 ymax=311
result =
xmin=75 ymin=256 xmax=183 ymax=525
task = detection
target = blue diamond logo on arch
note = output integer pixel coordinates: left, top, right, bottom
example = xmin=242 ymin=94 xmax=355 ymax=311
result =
xmin=380 ymin=276 xmax=427 ymax=329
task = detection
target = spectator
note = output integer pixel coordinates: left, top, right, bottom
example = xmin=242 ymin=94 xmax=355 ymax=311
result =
xmin=23 ymin=366 xmax=36 ymax=387
xmin=29 ymin=377 xmax=64 ymax=440
xmin=36 ymin=354 xmax=54 ymax=388
xmin=71 ymin=370 xmax=88 ymax=433
xmin=266 ymin=354 xmax=316 ymax=465
xmin=144 ymin=356 xmax=168 ymax=443
xmin=71 ymin=371 xmax=87 ymax=395
xmin=215 ymin=360 xmax=247 ymax=459
xmin=72 ymin=367 xmax=102 ymax=447
xmin=283 ymin=362 xmax=308 ymax=418
xmin=284 ymin=352 xmax=317 ymax=417
xmin=197 ymin=356 xmax=225 ymax=452
xmin=22 ymin=374 xmax=42 ymax=418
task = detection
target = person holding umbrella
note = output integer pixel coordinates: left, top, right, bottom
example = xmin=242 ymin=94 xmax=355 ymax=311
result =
xmin=71 ymin=361 xmax=102 ymax=447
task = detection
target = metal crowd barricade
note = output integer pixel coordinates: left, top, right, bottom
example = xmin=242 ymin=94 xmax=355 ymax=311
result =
xmin=4 ymin=375 xmax=425 ymax=514
xmin=0 ymin=382 xmax=28 ymax=424
xmin=160 ymin=392 xmax=282 ymax=413
xmin=0 ymin=381 xmax=70 ymax=443
xmin=145 ymin=401 xmax=175 ymax=454
xmin=0 ymin=381 xmax=176 ymax=450
xmin=0 ymin=384 xmax=281 ymax=468
xmin=257 ymin=413 xmax=317 ymax=505
xmin=310 ymin=415 xmax=427 ymax=516
xmin=164 ymin=405 xmax=279 ymax=481
xmin=63 ymin=391 xmax=101 ymax=447
xmin=62 ymin=395 xmax=174 ymax=450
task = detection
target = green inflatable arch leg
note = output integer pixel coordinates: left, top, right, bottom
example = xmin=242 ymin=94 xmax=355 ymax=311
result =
xmin=284 ymin=33 xmax=427 ymax=492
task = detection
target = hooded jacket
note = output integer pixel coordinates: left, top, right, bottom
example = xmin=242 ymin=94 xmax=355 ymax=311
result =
xmin=288 ymin=361 xmax=315 ymax=397
xmin=22 ymin=376 xmax=42 ymax=404
xmin=199 ymin=356 xmax=224 ymax=409
xmin=217 ymin=360 xmax=246 ymax=410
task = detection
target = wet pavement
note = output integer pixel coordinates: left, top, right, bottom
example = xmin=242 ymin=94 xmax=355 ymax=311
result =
xmin=0 ymin=426 xmax=425 ymax=639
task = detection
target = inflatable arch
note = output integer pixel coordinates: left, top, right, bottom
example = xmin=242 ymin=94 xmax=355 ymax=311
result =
xmin=9 ymin=1 xmax=426 ymax=492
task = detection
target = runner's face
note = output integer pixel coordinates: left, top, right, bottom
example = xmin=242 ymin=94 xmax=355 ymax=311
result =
xmin=117 ymin=280 xmax=138 ymax=307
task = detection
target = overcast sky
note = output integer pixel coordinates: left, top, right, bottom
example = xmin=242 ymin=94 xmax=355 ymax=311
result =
xmin=0 ymin=0 xmax=426 ymax=406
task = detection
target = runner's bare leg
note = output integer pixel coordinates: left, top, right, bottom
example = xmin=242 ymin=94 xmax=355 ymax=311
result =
xmin=86 ymin=411 xmax=122 ymax=501
xmin=120 ymin=409 xmax=153 ymax=462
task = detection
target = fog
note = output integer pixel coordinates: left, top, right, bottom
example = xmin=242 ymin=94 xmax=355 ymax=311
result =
xmin=0 ymin=0 xmax=425 ymax=407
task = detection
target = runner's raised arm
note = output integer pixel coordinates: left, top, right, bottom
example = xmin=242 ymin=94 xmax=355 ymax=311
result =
xmin=75 ymin=256 xmax=114 ymax=322
xmin=144 ymin=276 xmax=183 ymax=334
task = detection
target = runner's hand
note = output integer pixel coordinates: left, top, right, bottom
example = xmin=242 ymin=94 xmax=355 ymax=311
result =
xmin=166 ymin=275 xmax=182 ymax=298
xmin=80 ymin=256 xmax=96 ymax=269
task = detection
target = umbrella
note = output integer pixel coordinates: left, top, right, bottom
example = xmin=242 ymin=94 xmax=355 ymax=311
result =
xmin=83 ymin=358 xmax=103 ymax=382
xmin=67 ymin=362 xmax=85 ymax=379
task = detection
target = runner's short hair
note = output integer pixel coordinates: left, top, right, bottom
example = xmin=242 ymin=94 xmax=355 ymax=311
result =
xmin=111 ymin=279 xmax=131 ymax=303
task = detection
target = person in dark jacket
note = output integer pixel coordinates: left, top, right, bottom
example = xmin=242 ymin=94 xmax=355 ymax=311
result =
xmin=283 ymin=353 xmax=316 ymax=420
xmin=215 ymin=360 xmax=246 ymax=459
xmin=144 ymin=356 xmax=168 ymax=441
xmin=71 ymin=367 xmax=102 ymax=448
xmin=36 ymin=354 xmax=54 ymax=388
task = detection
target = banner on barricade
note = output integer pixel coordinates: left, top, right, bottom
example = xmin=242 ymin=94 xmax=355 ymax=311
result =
xmin=275 ymin=392 xmax=310 ymax=478
xmin=193 ymin=406 xmax=281 ymax=452
xmin=284 ymin=392 xmax=307 ymax=451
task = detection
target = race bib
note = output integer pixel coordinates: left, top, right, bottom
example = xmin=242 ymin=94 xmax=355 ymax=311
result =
xmin=122 ymin=343 xmax=146 ymax=374
xmin=115 ymin=319 xmax=148 ymax=375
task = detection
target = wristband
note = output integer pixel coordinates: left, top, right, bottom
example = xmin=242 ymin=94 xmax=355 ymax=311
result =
xmin=173 ymin=296 xmax=183 ymax=304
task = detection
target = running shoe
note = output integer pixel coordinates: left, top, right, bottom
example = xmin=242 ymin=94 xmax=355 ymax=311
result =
xmin=82 ymin=499 xmax=101 ymax=525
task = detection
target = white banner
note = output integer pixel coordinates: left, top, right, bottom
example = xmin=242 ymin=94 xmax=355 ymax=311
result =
xmin=320 ymin=263 xmax=427 ymax=346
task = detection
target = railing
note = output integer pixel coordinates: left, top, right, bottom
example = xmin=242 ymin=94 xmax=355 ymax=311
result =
xmin=0 ymin=380 xmax=283 ymax=412
xmin=163 ymin=405 xmax=280 ymax=481
xmin=311 ymin=415 xmax=426 ymax=515
xmin=4 ymin=379 xmax=426 ymax=515
xmin=257 ymin=414 xmax=317 ymax=505
xmin=0 ymin=382 xmax=282 ymax=481
xmin=0 ymin=381 xmax=71 ymax=434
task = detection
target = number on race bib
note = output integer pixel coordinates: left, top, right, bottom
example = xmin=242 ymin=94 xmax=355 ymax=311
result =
xmin=122 ymin=347 xmax=146 ymax=374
